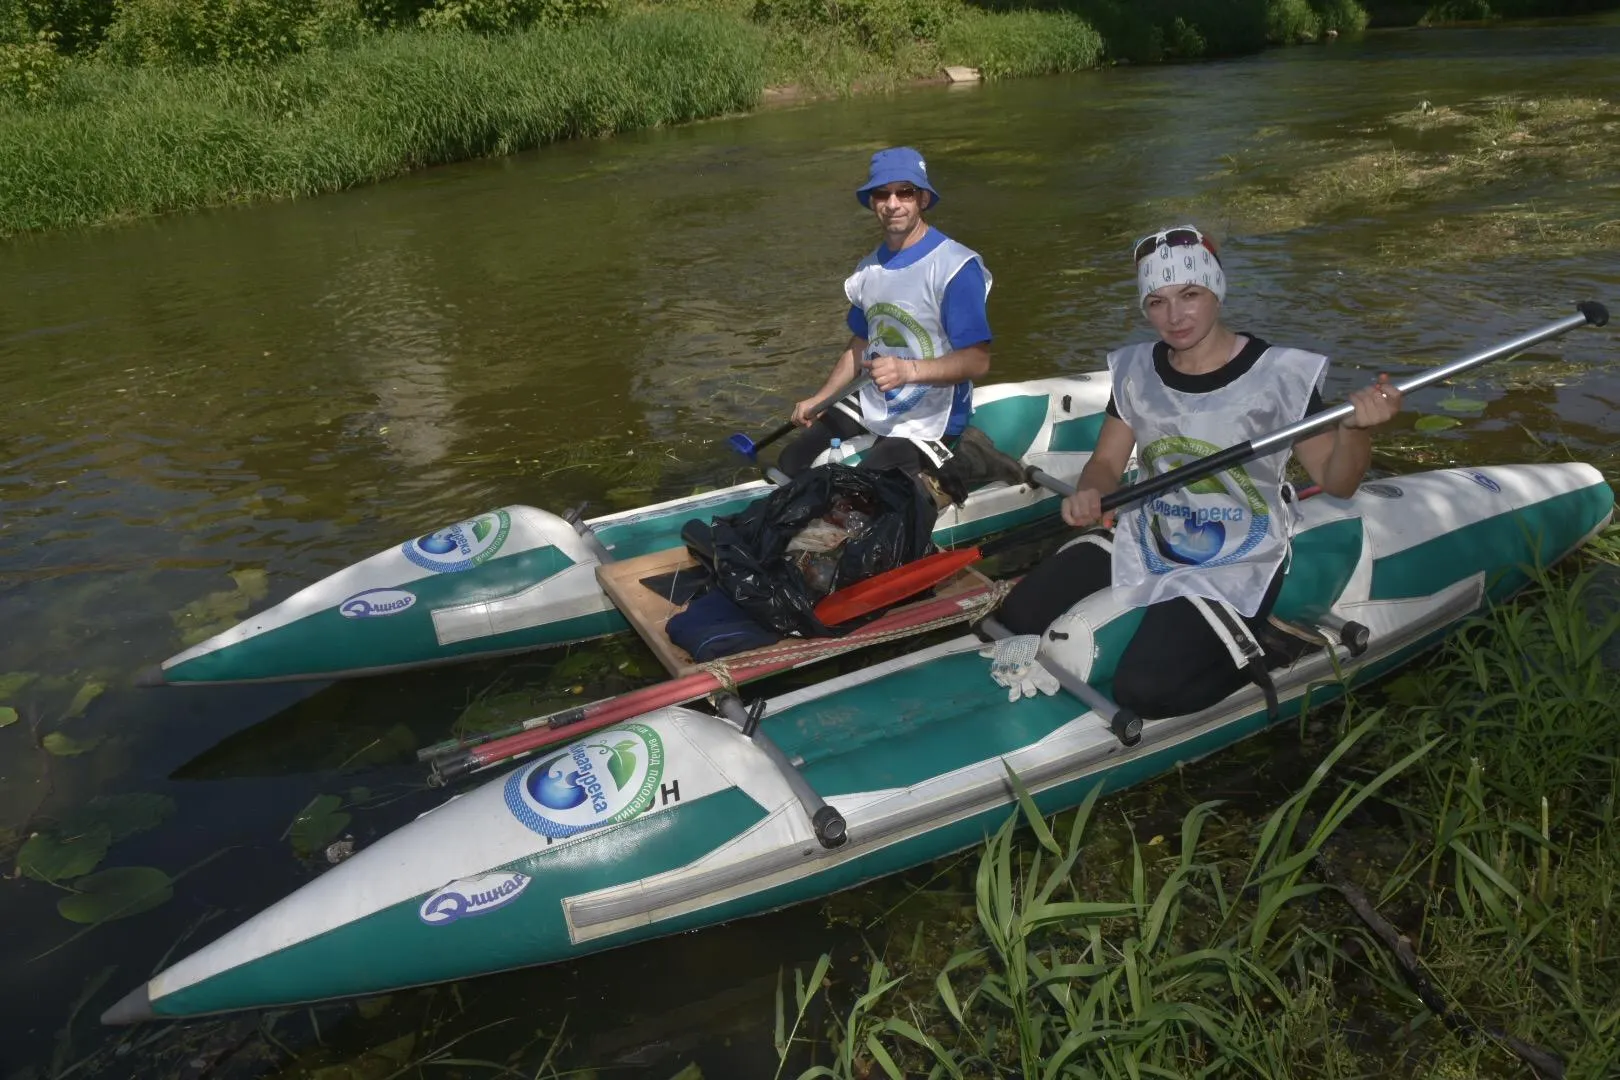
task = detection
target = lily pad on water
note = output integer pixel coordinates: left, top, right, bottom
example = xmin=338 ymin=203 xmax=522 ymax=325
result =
xmin=42 ymin=732 xmax=102 ymax=756
xmin=0 ymin=706 xmax=17 ymax=728
xmin=17 ymin=825 xmax=112 ymax=883
xmin=171 ymin=568 xmax=271 ymax=647
xmin=56 ymin=866 xmax=174 ymax=924
xmin=64 ymin=679 xmax=105 ymax=719
xmin=550 ymin=650 xmax=612 ymax=686
xmin=1437 ymin=396 xmax=1489 ymax=413
xmin=0 ymin=672 xmax=37 ymax=699
xmin=59 ymin=793 xmax=176 ymax=843
xmin=229 ymin=567 xmax=270 ymax=601
xmin=345 ymin=723 xmax=416 ymax=766
xmin=1414 ymin=415 xmax=1464 ymax=433
xmin=290 ymin=794 xmax=351 ymax=857
xmin=456 ymin=691 xmax=549 ymax=735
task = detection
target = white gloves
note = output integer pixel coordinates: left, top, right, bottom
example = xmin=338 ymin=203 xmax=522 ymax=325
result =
xmin=979 ymin=635 xmax=1060 ymax=702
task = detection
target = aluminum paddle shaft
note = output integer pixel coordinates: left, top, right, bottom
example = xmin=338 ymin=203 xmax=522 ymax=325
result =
xmin=1098 ymin=301 xmax=1609 ymax=516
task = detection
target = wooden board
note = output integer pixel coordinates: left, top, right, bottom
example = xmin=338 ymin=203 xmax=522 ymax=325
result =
xmin=596 ymin=546 xmax=992 ymax=678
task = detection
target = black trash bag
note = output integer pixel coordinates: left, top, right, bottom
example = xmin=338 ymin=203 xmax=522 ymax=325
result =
xmin=690 ymin=464 xmax=937 ymax=638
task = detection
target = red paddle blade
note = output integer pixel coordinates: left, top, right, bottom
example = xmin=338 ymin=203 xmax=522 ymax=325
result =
xmin=814 ymin=546 xmax=985 ymax=626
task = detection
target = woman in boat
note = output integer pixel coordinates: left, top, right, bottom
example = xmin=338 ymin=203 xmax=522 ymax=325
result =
xmin=993 ymin=225 xmax=1404 ymax=718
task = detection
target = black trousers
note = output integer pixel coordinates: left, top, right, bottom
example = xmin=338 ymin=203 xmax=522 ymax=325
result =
xmin=997 ymin=540 xmax=1285 ymax=720
xmin=777 ymin=409 xmax=941 ymax=479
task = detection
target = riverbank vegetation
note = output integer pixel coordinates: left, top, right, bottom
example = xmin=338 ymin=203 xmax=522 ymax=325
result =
xmin=776 ymin=526 xmax=1620 ymax=1077
xmin=1188 ymin=92 xmax=1620 ymax=264
xmin=4 ymin=0 xmax=1617 ymax=236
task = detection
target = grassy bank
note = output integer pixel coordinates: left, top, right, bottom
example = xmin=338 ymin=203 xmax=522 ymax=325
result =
xmin=778 ymin=527 xmax=1620 ymax=1077
xmin=3 ymin=0 xmax=1618 ymax=235
xmin=0 ymin=11 xmax=769 ymax=235
xmin=0 ymin=3 xmax=1111 ymax=236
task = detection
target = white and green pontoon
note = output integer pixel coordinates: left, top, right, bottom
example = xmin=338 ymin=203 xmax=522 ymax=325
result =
xmin=102 ymin=460 xmax=1616 ymax=1024
xmin=138 ymin=377 xmax=1115 ymax=687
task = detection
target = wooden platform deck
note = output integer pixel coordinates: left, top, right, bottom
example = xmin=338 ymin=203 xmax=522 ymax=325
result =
xmin=596 ymin=545 xmax=990 ymax=678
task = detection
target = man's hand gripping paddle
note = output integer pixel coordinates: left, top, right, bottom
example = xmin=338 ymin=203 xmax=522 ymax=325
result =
xmin=726 ymin=373 xmax=875 ymax=461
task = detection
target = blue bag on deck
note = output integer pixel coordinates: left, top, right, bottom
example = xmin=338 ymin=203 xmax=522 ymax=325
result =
xmin=665 ymin=588 xmax=781 ymax=662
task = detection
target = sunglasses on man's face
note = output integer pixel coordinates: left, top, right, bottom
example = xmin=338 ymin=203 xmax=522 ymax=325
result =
xmin=871 ymin=185 xmax=922 ymax=203
xmin=1133 ymin=227 xmax=1211 ymax=264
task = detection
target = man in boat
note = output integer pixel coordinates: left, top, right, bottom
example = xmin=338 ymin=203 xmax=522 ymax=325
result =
xmin=777 ymin=147 xmax=995 ymax=503
xmin=987 ymin=224 xmax=1404 ymax=717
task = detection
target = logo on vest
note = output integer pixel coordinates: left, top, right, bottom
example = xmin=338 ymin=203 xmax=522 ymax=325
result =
xmin=1136 ymin=436 xmax=1270 ymax=572
xmin=503 ymin=723 xmax=664 ymax=840
xmin=1361 ymin=483 xmax=1403 ymax=499
xmin=419 ymin=871 xmax=531 ymax=926
xmin=402 ymin=510 xmax=511 ymax=574
xmin=865 ymin=303 xmax=937 ymax=417
xmin=1467 ymin=471 xmax=1502 ymax=493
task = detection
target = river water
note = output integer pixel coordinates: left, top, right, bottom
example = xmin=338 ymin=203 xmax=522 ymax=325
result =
xmin=2 ymin=18 xmax=1618 ymax=1079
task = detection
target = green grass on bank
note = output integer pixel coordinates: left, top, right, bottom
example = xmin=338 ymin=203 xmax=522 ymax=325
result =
xmin=4 ymin=0 xmax=1618 ymax=236
xmin=0 ymin=4 xmax=1112 ymax=236
xmin=0 ymin=12 xmax=768 ymax=235
xmin=778 ymin=529 xmax=1620 ymax=1077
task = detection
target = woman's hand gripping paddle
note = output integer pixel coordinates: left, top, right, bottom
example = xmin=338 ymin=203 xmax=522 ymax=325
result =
xmin=813 ymin=301 xmax=1610 ymax=626
xmin=726 ymin=373 xmax=875 ymax=461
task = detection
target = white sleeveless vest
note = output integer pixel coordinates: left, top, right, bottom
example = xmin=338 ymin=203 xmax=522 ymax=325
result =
xmin=843 ymin=235 xmax=992 ymax=441
xmin=1107 ymin=341 xmax=1327 ymax=617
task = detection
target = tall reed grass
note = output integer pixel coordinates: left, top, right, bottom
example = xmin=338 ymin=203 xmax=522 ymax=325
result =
xmin=0 ymin=11 xmax=768 ymax=235
xmin=782 ymin=530 xmax=1620 ymax=1077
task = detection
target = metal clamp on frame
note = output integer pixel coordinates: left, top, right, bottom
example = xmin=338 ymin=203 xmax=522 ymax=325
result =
xmin=1316 ymin=613 xmax=1370 ymax=657
xmin=714 ymin=693 xmax=848 ymax=849
xmin=563 ymin=501 xmax=616 ymax=565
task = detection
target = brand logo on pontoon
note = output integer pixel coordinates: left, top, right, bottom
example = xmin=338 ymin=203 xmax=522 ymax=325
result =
xmin=1361 ymin=483 xmax=1403 ymax=499
xmin=418 ymin=871 xmax=531 ymax=925
xmin=1468 ymin=472 xmax=1502 ymax=493
xmin=504 ymin=723 xmax=664 ymax=839
xmin=339 ymin=588 xmax=418 ymax=618
xmin=402 ymin=510 xmax=511 ymax=573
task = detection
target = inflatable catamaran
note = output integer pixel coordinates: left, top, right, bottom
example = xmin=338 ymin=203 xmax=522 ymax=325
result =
xmin=104 ymin=305 xmax=1613 ymax=1025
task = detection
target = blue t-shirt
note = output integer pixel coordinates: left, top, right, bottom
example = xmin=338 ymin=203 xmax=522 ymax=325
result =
xmin=844 ymin=229 xmax=991 ymax=438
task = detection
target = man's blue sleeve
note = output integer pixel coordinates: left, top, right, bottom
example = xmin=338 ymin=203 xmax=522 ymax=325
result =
xmin=846 ymin=306 xmax=868 ymax=339
xmin=942 ymin=260 xmax=991 ymax=347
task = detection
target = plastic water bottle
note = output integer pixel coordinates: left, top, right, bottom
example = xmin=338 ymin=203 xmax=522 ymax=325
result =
xmin=827 ymin=438 xmax=847 ymax=466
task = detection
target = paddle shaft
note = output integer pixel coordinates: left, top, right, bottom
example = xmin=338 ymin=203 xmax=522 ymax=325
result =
xmin=744 ymin=372 xmax=874 ymax=456
xmin=1099 ymin=304 xmax=1606 ymax=516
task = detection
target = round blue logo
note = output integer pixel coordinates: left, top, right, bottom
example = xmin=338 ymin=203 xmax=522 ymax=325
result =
xmin=417 ymin=533 xmax=460 ymax=556
xmin=401 ymin=510 xmax=512 ymax=574
xmin=503 ymin=724 xmax=665 ymax=840
xmin=528 ymin=752 xmax=590 ymax=810
xmin=1151 ymin=516 xmax=1227 ymax=566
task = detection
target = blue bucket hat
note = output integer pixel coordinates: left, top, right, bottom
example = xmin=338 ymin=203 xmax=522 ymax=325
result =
xmin=856 ymin=146 xmax=939 ymax=209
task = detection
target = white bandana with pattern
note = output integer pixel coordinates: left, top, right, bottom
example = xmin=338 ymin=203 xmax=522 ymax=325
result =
xmin=1136 ymin=239 xmax=1226 ymax=310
